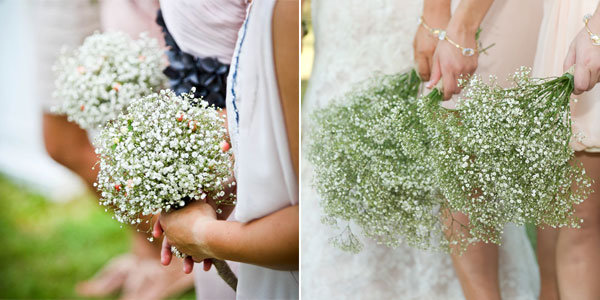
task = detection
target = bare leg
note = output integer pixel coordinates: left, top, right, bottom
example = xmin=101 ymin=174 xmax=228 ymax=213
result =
xmin=537 ymin=226 xmax=559 ymax=300
xmin=43 ymin=114 xmax=99 ymax=192
xmin=43 ymin=113 xmax=163 ymax=253
xmin=556 ymin=152 xmax=600 ymax=300
xmin=448 ymin=212 xmax=501 ymax=300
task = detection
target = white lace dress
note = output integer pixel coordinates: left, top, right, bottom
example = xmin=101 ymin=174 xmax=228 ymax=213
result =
xmin=301 ymin=0 xmax=541 ymax=299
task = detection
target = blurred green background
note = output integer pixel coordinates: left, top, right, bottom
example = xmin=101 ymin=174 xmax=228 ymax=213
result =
xmin=0 ymin=175 xmax=195 ymax=299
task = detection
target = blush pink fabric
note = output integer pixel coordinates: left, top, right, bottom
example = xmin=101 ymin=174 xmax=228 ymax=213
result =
xmin=100 ymin=0 xmax=163 ymax=43
xmin=533 ymin=0 xmax=600 ymax=152
xmin=159 ymin=0 xmax=248 ymax=64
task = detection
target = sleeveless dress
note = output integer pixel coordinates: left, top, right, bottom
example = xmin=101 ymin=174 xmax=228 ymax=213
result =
xmin=532 ymin=0 xmax=600 ymax=153
xmin=301 ymin=0 xmax=541 ymax=298
xmin=159 ymin=0 xmax=247 ymax=108
xmin=157 ymin=1 xmax=248 ymax=299
xmin=226 ymin=0 xmax=299 ymax=299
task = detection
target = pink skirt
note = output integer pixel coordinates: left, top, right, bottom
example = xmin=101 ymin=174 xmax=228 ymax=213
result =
xmin=532 ymin=0 xmax=600 ymax=152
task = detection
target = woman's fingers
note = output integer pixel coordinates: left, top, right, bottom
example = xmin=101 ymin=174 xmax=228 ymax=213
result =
xmin=442 ymin=71 xmax=457 ymax=100
xmin=427 ymin=57 xmax=442 ymax=89
xmin=183 ymin=256 xmax=195 ymax=274
xmin=152 ymin=217 xmax=163 ymax=238
xmin=161 ymin=236 xmax=173 ymax=266
xmin=416 ymin=55 xmax=431 ymax=81
xmin=573 ymin=63 xmax=591 ymax=95
xmin=203 ymin=259 xmax=212 ymax=271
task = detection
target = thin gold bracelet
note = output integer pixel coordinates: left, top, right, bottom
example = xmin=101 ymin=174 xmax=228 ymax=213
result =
xmin=418 ymin=16 xmax=476 ymax=57
xmin=583 ymin=14 xmax=600 ymax=45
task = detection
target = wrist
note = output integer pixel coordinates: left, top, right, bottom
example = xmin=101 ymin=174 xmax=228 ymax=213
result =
xmin=193 ymin=218 xmax=222 ymax=259
xmin=448 ymin=11 xmax=482 ymax=37
xmin=588 ymin=11 xmax=600 ymax=32
xmin=422 ymin=2 xmax=451 ymax=28
xmin=446 ymin=20 xmax=478 ymax=48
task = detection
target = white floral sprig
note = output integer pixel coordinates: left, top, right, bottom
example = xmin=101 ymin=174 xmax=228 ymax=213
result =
xmin=95 ymin=89 xmax=234 ymax=227
xmin=309 ymin=68 xmax=592 ymax=253
xmin=421 ymin=68 xmax=592 ymax=244
xmin=308 ymin=71 xmax=451 ymax=252
xmin=52 ymin=31 xmax=167 ymax=130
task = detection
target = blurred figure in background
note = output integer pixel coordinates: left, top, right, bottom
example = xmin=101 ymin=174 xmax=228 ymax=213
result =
xmin=31 ymin=1 xmax=194 ymax=299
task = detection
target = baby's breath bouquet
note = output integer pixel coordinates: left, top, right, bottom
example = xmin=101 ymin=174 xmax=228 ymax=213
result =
xmin=52 ymin=31 xmax=167 ymax=130
xmin=308 ymin=70 xmax=450 ymax=252
xmin=309 ymin=68 xmax=592 ymax=252
xmin=95 ymin=89 xmax=237 ymax=290
xmin=421 ymin=68 xmax=592 ymax=244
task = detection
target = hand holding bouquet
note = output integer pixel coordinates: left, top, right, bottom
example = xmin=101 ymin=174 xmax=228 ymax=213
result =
xmin=95 ymin=89 xmax=237 ymax=289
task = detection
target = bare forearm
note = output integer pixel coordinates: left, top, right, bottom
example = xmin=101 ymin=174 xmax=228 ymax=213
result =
xmin=204 ymin=205 xmax=299 ymax=270
xmin=422 ymin=0 xmax=451 ymax=23
xmin=450 ymin=0 xmax=494 ymax=34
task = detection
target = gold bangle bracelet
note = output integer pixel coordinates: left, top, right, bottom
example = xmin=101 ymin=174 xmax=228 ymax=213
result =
xmin=583 ymin=14 xmax=600 ymax=45
xmin=418 ymin=16 xmax=476 ymax=57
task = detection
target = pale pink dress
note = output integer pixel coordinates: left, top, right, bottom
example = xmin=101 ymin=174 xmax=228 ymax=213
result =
xmin=159 ymin=0 xmax=247 ymax=64
xmin=533 ymin=0 xmax=600 ymax=152
xmin=444 ymin=0 xmax=544 ymax=105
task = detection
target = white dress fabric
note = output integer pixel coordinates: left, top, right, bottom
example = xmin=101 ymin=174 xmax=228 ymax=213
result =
xmin=301 ymin=0 xmax=540 ymax=299
xmin=226 ymin=0 xmax=299 ymax=299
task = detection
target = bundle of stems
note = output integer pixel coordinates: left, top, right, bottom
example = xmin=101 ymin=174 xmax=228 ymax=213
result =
xmin=420 ymin=68 xmax=591 ymax=244
xmin=309 ymin=68 xmax=592 ymax=251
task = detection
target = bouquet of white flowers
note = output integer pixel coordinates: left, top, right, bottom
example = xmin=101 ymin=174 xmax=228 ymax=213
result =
xmin=95 ymin=89 xmax=237 ymax=289
xmin=308 ymin=68 xmax=592 ymax=252
xmin=52 ymin=31 xmax=166 ymax=130
xmin=308 ymin=70 xmax=449 ymax=252
xmin=420 ymin=68 xmax=592 ymax=244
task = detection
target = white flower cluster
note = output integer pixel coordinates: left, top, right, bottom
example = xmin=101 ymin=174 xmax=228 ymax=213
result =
xmin=308 ymin=71 xmax=448 ymax=252
xmin=95 ymin=89 xmax=234 ymax=226
xmin=52 ymin=31 xmax=167 ymax=130
xmin=309 ymin=68 xmax=591 ymax=252
xmin=422 ymin=68 xmax=591 ymax=243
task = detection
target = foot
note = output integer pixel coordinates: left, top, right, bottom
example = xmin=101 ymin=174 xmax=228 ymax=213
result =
xmin=119 ymin=257 xmax=194 ymax=300
xmin=76 ymin=254 xmax=137 ymax=297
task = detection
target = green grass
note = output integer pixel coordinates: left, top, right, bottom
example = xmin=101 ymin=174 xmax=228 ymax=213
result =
xmin=0 ymin=175 xmax=195 ymax=299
